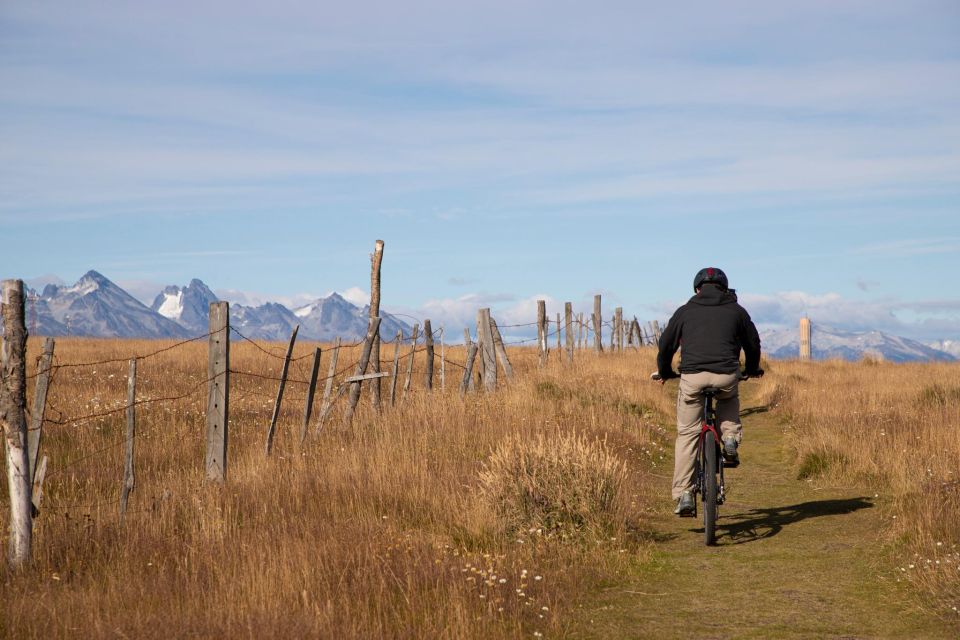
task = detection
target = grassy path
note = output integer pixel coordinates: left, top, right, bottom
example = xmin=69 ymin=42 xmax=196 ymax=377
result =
xmin=572 ymin=389 xmax=954 ymax=639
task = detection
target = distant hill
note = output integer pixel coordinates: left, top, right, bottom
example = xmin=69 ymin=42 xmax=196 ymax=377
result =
xmin=761 ymin=324 xmax=955 ymax=363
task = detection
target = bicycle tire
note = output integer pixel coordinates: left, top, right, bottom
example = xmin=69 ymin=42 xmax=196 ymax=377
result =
xmin=703 ymin=433 xmax=718 ymax=545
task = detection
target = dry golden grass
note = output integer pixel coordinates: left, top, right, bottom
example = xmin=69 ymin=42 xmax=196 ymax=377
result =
xmin=2 ymin=337 xmax=672 ymax=638
xmin=755 ymin=359 xmax=960 ymax=619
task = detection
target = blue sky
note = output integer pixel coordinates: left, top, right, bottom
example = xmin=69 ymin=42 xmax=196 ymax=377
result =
xmin=2 ymin=1 xmax=959 ymax=341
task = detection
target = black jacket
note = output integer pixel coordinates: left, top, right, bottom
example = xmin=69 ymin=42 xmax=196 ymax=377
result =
xmin=656 ymin=284 xmax=761 ymax=377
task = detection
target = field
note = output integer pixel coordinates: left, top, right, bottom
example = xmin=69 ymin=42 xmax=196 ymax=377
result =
xmin=1 ymin=338 xmax=958 ymax=638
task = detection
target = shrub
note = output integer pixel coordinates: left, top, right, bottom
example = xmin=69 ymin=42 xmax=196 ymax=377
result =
xmin=478 ymin=432 xmax=628 ymax=540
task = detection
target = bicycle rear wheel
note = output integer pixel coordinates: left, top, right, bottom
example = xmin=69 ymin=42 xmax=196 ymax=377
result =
xmin=703 ymin=434 xmax=718 ymax=545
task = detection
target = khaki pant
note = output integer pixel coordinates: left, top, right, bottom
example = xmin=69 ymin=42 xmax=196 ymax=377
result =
xmin=672 ymin=371 xmax=741 ymax=500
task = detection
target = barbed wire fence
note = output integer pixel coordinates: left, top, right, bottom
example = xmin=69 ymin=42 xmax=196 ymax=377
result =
xmin=2 ymin=245 xmax=663 ymax=564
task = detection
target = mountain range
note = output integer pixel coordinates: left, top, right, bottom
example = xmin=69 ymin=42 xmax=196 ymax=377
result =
xmin=760 ymin=325 xmax=956 ymax=363
xmin=27 ymin=270 xmax=412 ymax=342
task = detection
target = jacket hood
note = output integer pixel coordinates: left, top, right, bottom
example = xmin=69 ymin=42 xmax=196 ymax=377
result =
xmin=689 ymin=283 xmax=738 ymax=306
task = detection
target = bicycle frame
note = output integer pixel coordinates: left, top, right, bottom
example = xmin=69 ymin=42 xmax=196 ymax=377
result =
xmin=696 ymin=391 xmax=725 ymax=511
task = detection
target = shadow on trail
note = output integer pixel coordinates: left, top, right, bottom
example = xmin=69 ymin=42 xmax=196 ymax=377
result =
xmin=701 ymin=497 xmax=874 ymax=545
xmin=739 ymin=405 xmax=769 ymax=417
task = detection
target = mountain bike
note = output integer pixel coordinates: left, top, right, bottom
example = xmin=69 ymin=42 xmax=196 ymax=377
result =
xmin=652 ymin=371 xmax=759 ymax=545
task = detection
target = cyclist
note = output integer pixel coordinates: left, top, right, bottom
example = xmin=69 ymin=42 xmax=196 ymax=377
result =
xmin=656 ymin=267 xmax=763 ymax=517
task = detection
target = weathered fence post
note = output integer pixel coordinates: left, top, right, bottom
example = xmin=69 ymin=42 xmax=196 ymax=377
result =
xmin=28 ymin=337 xmax=54 ymax=484
xmin=31 ymin=455 xmax=48 ymax=513
xmin=402 ymin=323 xmax=419 ymax=400
xmin=460 ymin=340 xmax=478 ymax=396
xmin=369 ymin=239 xmax=385 ymax=411
xmin=2 ymin=279 xmax=31 ymax=566
xmin=206 ymin=302 xmax=229 ymax=483
xmin=614 ymin=307 xmax=623 ymax=352
xmin=564 ymin=302 xmax=574 ymax=363
xmin=477 ymin=308 xmax=497 ymax=391
xmin=299 ymin=347 xmax=322 ymax=445
xmin=120 ymin=358 xmax=136 ymax=524
xmin=389 ymin=331 xmax=402 ymax=405
xmin=316 ymin=337 xmax=341 ymax=432
xmin=537 ymin=300 xmax=547 ymax=367
xmin=652 ymin=320 xmax=662 ymax=344
xmin=344 ymin=317 xmax=382 ymax=427
xmin=423 ymin=319 xmax=434 ymax=391
xmin=265 ymin=325 xmax=299 ymax=456
xmin=556 ymin=313 xmax=562 ymax=351
xmin=593 ymin=294 xmax=603 ymax=353
xmin=439 ymin=327 xmax=445 ymax=392
xmin=463 ymin=328 xmax=476 ymax=391
xmin=489 ymin=318 xmax=514 ymax=380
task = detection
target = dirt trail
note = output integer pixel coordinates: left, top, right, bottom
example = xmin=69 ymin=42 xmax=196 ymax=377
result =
xmin=572 ymin=389 xmax=954 ymax=639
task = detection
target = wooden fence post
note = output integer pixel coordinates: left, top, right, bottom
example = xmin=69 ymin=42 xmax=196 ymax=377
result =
xmin=344 ymin=317 xmax=382 ymax=427
xmin=439 ymin=328 xmax=445 ymax=392
xmin=120 ymin=358 xmax=136 ymax=523
xmin=402 ymin=323 xmax=419 ymax=400
xmin=614 ymin=307 xmax=623 ymax=352
xmin=556 ymin=313 xmax=561 ymax=351
xmin=460 ymin=341 xmax=478 ymax=396
xmin=489 ymin=318 xmax=514 ymax=380
xmin=28 ymin=337 xmax=54 ymax=484
xmin=299 ymin=347 xmax=322 ymax=445
xmin=369 ymin=239 xmax=385 ymax=411
xmin=265 ymin=325 xmax=299 ymax=456
xmin=652 ymin=320 xmax=662 ymax=344
xmin=206 ymin=302 xmax=229 ymax=483
xmin=537 ymin=300 xmax=547 ymax=367
xmin=593 ymin=294 xmax=603 ymax=353
xmin=564 ymin=302 xmax=574 ymax=363
xmin=389 ymin=331 xmax=402 ymax=406
xmin=463 ymin=328 xmax=476 ymax=391
xmin=477 ymin=308 xmax=497 ymax=392
xmin=316 ymin=337 xmax=341 ymax=432
xmin=423 ymin=319 xmax=434 ymax=391
xmin=31 ymin=455 xmax=48 ymax=513
xmin=2 ymin=279 xmax=31 ymax=566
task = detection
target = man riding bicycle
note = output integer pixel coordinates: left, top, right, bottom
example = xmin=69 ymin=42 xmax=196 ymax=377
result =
xmin=656 ymin=267 xmax=763 ymax=516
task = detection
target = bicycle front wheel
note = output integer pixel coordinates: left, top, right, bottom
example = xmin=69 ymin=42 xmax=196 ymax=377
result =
xmin=703 ymin=434 xmax=718 ymax=546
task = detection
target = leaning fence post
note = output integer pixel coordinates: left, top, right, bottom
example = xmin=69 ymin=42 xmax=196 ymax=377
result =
xmin=206 ymin=302 xmax=229 ymax=483
xmin=31 ymin=455 xmax=48 ymax=514
xmin=389 ymin=331 xmax=402 ymax=406
xmin=2 ymin=279 xmax=31 ymax=566
xmin=477 ymin=308 xmax=497 ymax=392
xmin=593 ymin=294 xmax=603 ymax=353
xmin=28 ymin=337 xmax=54 ymax=484
xmin=369 ymin=239 xmax=385 ymax=411
xmin=120 ymin=358 xmax=136 ymax=524
xmin=564 ymin=302 xmax=574 ymax=363
xmin=344 ymin=317 xmax=382 ymax=427
xmin=402 ymin=323 xmax=419 ymax=399
xmin=460 ymin=341 xmax=478 ymax=396
xmin=463 ymin=328 xmax=476 ymax=391
xmin=299 ymin=347 xmax=322 ymax=445
xmin=489 ymin=318 xmax=514 ymax=380
xmin=316 ymin=337 xmax=341 ymax=432
xmin=265 ymin=325 xmax=299 ymax=456
xmin=537 ymin=300 xmax=547 ymax=367
xmin=423 ymin=319 xmax=434 ymax=391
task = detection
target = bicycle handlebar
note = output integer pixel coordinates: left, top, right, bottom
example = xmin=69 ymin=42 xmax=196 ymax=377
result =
xmin=650 ymin=370 xmax=763 ymax=382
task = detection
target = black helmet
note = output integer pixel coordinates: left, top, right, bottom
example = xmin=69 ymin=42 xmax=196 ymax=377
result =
xmin=693 ymin=267 xmax=728 ymax=292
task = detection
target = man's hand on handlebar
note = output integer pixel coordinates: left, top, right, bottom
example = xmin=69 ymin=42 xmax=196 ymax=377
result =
xmin=741 ymin=368 xmax=764 ymax=379
xmin=650 ymin=371 xmax=678 ymax=385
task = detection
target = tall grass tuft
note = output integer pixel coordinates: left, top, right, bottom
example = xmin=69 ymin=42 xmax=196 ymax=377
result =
xmin=479 ymin=433 xmax=628 ymax=540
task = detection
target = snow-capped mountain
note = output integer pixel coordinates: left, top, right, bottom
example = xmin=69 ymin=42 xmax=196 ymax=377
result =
xmin=36 ymin=271 xmax=189 ymax=338
xmin=761 ymin=324 xmax=956 ymax=362
xmin=292 ymin=293 xmax=410 ymax=342
xmin=928 ymin=340 xmax=960 ymax=359
xmin=151 ymin=279 xmax=219 ymax=334
xmin=230 ymin=302 xmax=301 ymax=341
